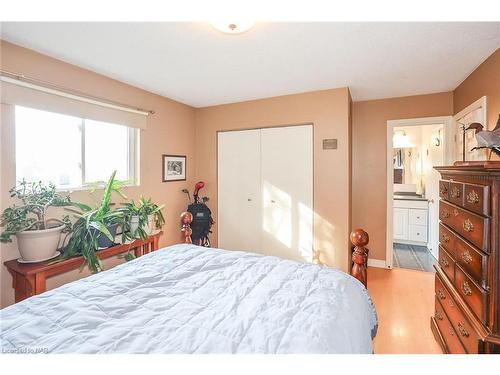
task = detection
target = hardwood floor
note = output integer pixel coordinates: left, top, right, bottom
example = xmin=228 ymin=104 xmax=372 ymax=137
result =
xmin=367 ymin=266 xmax=442 ymax=354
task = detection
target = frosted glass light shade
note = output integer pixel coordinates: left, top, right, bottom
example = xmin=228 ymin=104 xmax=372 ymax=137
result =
xmin=211 ymin=21 xmax=254 ymax=34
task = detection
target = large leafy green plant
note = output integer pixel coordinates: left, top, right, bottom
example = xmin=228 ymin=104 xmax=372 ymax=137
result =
xmin=61 ymin=171 xmax=127 ymax=273
xmin=0 ymin=180 xmax=72 ymax=243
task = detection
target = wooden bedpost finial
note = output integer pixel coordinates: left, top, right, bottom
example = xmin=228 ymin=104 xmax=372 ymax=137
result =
xmin=350 ymin=228 xmax=369 ymax=248
xmin=350 ymin=228 xmax=369 ymax=288
xmin=180 ymin=212 xmax=193 ymax=244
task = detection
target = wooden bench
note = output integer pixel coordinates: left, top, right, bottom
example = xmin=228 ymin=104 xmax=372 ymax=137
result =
xmin=4 ymin=232 xmax=162 ymax=303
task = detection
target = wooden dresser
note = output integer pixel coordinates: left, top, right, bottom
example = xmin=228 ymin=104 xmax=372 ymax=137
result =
xmin=431 ymin=162 xmax=500 ymax=353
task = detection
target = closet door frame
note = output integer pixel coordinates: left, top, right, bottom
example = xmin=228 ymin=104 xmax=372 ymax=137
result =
xmin=216 ymin=122 xmax=314 ymax=257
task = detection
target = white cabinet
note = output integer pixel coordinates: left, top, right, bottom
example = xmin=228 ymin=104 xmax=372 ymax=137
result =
xmin=393 ymin=200 xmax=429 ymax=245
xmin=409 ymin=209 xmax=428 ymax=226
xmin=408 ymin=224 xmax=427 ymax=242
xmin=393 ymin=208 xmax=409 ymax=240
xmin=218 ymin=125 xmax=313 ymax=262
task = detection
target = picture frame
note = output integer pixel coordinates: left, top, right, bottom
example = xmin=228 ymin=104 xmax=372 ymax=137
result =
xmin=162 ymin=154 xmax=186 ymax=182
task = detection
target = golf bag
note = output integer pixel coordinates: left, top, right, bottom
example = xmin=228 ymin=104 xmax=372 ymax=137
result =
xmin=187 ymin=203 xmax=213 ymax=247
xmin=182 ymin=181 xmax=214 ymax=247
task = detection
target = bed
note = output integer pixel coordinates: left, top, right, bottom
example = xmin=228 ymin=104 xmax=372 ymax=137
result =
xmin=0 ymin=243 xmax=377 ymax=354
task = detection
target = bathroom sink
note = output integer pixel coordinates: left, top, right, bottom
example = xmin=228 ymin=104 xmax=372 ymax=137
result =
xmin=394 ymin=193 xmax=427 ymax=201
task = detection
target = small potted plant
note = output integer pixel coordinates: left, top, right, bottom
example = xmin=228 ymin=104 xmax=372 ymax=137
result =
xmin=120 ymin=196 xmax=165 ymax=240
xmin=140 ymin=196 xmax=165 ymax=235
xmin=0 ymin=180 xmax=72 ymax=262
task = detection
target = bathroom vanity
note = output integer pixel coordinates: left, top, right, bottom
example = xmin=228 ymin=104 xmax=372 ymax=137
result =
xmin=393 ymin=194 xmax=429 ymax=245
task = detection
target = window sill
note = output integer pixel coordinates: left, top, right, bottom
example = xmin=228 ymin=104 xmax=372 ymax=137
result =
xmin=56 ymin=183 xmax=139 ymax=193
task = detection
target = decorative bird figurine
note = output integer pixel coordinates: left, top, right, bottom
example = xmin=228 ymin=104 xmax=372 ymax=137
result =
xmin=467 ymin=114 xmax=500 ymax=159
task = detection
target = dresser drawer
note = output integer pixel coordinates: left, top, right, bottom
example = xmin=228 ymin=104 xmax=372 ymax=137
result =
xmin=436 ymin=273 xmax=451 ymax=302
xmin=463 ymin=182 xmax=490 ymax=216
xmin=454 ymin=264 xmax=488 ymax=323
xmin=434 ymin=297 xmax=467 ymax=354
xmin=409 ymin=209 xmax=428 ymax=225
xmin=439 ymin=180 xmax=450 ymax=201
xmin=449 ymin=182 xmax=464 ymax=206
xmin=455 ymin=235 xmax=488 ymax=287
xmin=434 ymin=276 xmax=479 ymax=353
xmin=439 ymin=223 xmax=456 ymax=257
xmin=438 ymin=246 xmax=455 ymax=282
xmin=408 ymin=224 xmax=427 ymax=242
xmin=439 ymin=201 xmax=489 ymax=252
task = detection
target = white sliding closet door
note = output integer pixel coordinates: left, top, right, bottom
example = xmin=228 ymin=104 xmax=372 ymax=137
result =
xmin=218 ymin=130 xmax=262 ymax=253
xmin=217 ymin=125 xmax=313 ymax=262
xmin=261 ymin=125 xmax=313 ymax=262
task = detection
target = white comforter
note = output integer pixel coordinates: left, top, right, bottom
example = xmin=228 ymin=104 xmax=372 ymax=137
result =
xmin=0 ymin=244 xmax=377 ymax=354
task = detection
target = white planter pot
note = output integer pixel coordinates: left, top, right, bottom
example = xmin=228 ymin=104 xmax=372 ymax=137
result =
xmin=15 ymin=224 xmax=64 ymax=262
xmin=145 ymin=215 xmax=155 ymax=235
xmin=130 ymin=215 xmax=140 ymax=237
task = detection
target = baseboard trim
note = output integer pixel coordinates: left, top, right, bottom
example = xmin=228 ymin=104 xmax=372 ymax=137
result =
xmin=368 ymin=259 xmax=387 ymax=268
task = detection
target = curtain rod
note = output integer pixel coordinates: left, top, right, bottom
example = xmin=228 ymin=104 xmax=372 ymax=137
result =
xmin=0 ymin=69 xmax=155 ymax=116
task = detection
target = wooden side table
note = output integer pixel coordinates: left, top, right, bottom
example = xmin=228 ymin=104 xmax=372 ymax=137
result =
xmin=4 ymin=231 xmax=162 ymax=303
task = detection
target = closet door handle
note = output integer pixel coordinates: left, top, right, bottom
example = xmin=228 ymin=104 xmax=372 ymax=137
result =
xmin=247 ymin=198 xmax=252 ymax=202
xmin=271 ymin=200 xmax=276 ymax=203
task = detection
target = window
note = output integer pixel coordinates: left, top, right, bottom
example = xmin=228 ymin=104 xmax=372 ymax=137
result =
xmin=15 ymin=105 xmax=137 ymax=189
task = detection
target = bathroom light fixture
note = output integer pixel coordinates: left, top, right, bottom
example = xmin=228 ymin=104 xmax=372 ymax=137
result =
xmin=393 ymin=130 xmax=413 ymax=148
xmin=211 ymin=21 xmax=255 ymax=34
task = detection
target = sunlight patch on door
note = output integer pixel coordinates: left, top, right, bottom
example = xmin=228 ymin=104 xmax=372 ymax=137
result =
xmin=263 ymin=181 xmax=292 ymax=248
xmin=298 ymin=201 xmax=313 ymax=260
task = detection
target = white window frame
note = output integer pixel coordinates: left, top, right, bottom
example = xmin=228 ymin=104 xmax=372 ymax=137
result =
xmin=15 ymin=105 xmax=140 ymax=191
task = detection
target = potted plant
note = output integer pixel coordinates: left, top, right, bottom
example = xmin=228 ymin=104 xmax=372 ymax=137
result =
xmin=61 ymin=171 xmax=127 ymax=273
xmin=0 ymin=180 xmax=72 ymax=262
xmin=119 ymin=196 xmax=165 ymax=240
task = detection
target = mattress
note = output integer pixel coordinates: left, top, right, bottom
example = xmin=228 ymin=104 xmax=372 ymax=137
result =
xmin=0 ymin=244 xmax=377 ymax=354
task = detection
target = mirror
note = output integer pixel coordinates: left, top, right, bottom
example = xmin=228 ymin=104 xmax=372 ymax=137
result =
xmin=393 ymin=147 xmax=420 ymax=186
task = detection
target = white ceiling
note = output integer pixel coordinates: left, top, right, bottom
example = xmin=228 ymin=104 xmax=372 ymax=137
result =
xmin=1 ymin=22 xmax=499 ymax=107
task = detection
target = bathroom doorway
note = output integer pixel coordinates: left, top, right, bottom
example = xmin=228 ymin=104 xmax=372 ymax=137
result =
xmin=386 ymin=116 xmax=454 ymax=272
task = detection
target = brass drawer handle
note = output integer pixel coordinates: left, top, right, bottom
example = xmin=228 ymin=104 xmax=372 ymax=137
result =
xmin=441 ymin=233 xmax=450 ymax=243
xmin=451 ymin=187 xmax=461 ymax=199
xmin=463 ymin=219 xmax=474 ymax=232
xmin=461 ymin=249 xmax=473 ymax=264
xmin=462 ymin=281 xmax=473 ymax=296
xmin=466 ymin=190 xmax=480 ymax=204
xmin=458 ymin=322 xmax=469 ymax=337
xmin=449 ymin=326 xmax=455 ymax=336
xmin=441 ymin=209 xmax=450 ymax=219
xmin=440 ymin=257 xmax=449 ymax=268
xmin=437 ymin=289 xmax=446 ymax=299
xmin=435 ymin=310 xmax=443 ymax=321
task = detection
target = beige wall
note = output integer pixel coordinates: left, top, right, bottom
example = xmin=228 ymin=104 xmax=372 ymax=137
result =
xmin=351 ymin=92 xmax=454 ymax=261
xmin=0 ymin=41 xmax=196 ymax=307
xmin=454 ymin=48 xmax=500 ymax=130
xmin=1 ymin=39 xmax=496 ymax=308
xmin=351 ymin=48 xmax=499 ymax=263
xmin=195 ymin=88 xmax=352 ymax=271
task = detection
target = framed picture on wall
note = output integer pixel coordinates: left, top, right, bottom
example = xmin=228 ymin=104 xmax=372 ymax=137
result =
xmin=162 ymin=155 xmax=186 ymax=182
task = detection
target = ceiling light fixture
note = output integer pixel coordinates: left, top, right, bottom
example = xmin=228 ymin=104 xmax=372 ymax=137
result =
xmin=211 ymin=21 xmax=254 ymax=34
